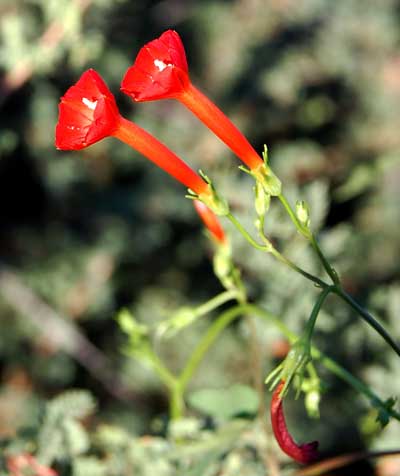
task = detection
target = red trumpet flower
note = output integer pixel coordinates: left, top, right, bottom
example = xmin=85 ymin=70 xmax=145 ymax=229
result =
xmin=55 ymin=68 xmax=120 ymax=150
xmin=193 ymin=200 xmax=226 ymax=244
xmin=270 ymin=380 xmax=319 ymax=465
xmin=121 ymin=30 xmax=264 ymax=171
xmin=55 ymin=69 xmax=209 ymax=197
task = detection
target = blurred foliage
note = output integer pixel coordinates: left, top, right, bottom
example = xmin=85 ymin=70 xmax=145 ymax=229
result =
xmin=1 ymin=0 xmax=400 ymax=475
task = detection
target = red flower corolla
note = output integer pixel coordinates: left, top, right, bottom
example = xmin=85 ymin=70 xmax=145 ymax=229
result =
xmin=7 ymin=453 xmax=58 ymax=476
xmin=121 ymin=29 xmax=189 ymax=101
xmin=271 ymin=380 xmax=319 ymax=465
xmin=56 ymin=68 xmax=120 ymax=150
xmin=55 ymin=69 xmax=208 ymax=196
xmin=193 ymin=200 xmax=226 ymax=244
xmin=121 ymin=30 xmax=263 ymax=171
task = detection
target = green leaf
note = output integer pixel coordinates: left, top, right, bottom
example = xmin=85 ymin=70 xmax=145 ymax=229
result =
xmin=48 ymin=390 xmax=96 ymax=420
xmin=62 ymin=419 xmax=90 ymax=456
xmin=37 ymin=390 xmax=96 ymax=464
xmin=188 ymin=385 xmax=259 ymax=420
xmin=72 ymin=457 xmax=107 ymax=476
xmin=176 ymin=451 xmax=220 ymax=476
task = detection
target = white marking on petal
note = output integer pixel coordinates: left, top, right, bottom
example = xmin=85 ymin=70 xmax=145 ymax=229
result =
xmin=82 ymin=97 xmax=98 ymax=110
xmin=154 ymin=59 xmax=168 ymax=72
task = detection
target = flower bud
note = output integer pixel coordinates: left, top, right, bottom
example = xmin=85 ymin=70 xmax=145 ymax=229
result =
xmin=271 ymin=380 xmax=319 ymax=464
xmin=296 ymin=200 xmax=311 ymax=228
xmin=254 ymin=181 xmax=270 ymax=217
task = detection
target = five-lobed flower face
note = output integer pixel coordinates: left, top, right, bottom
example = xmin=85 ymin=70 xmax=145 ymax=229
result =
xmin=55 ymin=69 xmax=120 ymax=150
xmin=121 ymin=30 xmax=190 ymax=101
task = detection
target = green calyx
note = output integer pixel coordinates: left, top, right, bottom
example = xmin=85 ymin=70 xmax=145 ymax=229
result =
xmin=265 ymin=337 xmax=312 ymax=399
xmin=240 ymin=163 xmax=282 ymax=197
xmin=254 ymin=181 xmax=271 ymax=217
xmin=187 ymin=170 xmax=230 ymax=216
xmin=213 ymin=243 xmax=243 ymax=295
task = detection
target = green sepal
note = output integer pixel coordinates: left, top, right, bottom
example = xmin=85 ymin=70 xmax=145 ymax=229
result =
xmin=187 ymin=170 xmax=230 ymax=216
xmin=262 ymin=144 xmax=269 ymax=165
xmin=251 ymin=163 xmax=282 ymax=197
xmin=265 ymin=337 xmax=312 ymax=399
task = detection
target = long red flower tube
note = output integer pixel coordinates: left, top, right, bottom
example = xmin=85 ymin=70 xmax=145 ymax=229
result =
xmin=121 ymin=30 xmax=264 ymax=171
xmin=271 ymin=380 xmax=319 ymax=465
xmin=193 ymin=200 xmax=226 ymax=244
xmin=55 ymin=69 xmax=209 ymax=197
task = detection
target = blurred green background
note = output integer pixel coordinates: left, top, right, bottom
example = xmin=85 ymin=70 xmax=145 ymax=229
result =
xmin=1 ymin=1 xmax=400 ymax=475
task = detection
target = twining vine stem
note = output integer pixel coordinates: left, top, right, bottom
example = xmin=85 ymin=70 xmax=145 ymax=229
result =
xmin=166 ymin=302 xmax=400 ymax=421
xmin=141 ymin=188 xmax=400 ymax=422
xmin=227 ymin=209 xmax=400 ymax=359
xmin=226 ymin=213 xmax=327 ymax=288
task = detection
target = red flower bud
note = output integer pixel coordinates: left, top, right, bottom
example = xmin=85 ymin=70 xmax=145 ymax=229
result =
xmin=270 ymin=380 xmax=319 ymax=465
xmin=193 ymin=200 xmax=226 ymax=244
xmin=55 ymin=69 xmax=209 ymax=196
xmin=121 ymin=30 xmax=264 ymax=171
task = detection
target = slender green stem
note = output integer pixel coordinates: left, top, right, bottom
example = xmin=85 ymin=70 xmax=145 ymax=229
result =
xmin=278 ymin=193 xmax=310 ymax=238
xmin=144 ymin=350 xmax=185 ymax=419
xmin=227 ymin=212 xmax=328 ymax=288
xmin=304 ymin=286 xmax=332 ymax=341
xmin=158 ymin=291 xmax=239 ymax=420
xmin=227 ymin=213 xmax=268 ymax=251
xmin=178 ymin=305 xmax=246 ymax=391
xmin=279 ymin=193 xmax=339 ymax=284
xmin=333 ymin=287 xmax=400 ymax=359
xmin=170 ymin=382 xmax=185 ymax=420
xmin=194 ymin=289 xmax=239 ymax=316
xmin=245 ymin=303 xmax=400 ymax=422
xmin=153 ymin=291 xmax=239 ymax=420
xmin=148 ymin=349 xmax=189 ymax=420
xmin=269 ymin=248 xmax=327 ymax=288
xmin=146 ymin=351 xmax=177 ymax=389
xmin=165 ymin=300 xmax=399 ymax=422
xmin=279 ymin=192 xmax=399 ymax=357
xmin=167 ymin=287 xmax=399 ymax=419
xmin=310 ymin=233 xmax=340 ymax=285
xmin=311 ymin=347 xmax=400 ymax=420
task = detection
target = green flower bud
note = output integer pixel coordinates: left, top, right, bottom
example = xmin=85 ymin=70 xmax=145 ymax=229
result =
xmin=296 ymin=200 xmax=311 ymax=228
xmin=305 ymin=387 xmax=321 ymax=419
xmin=254 ymin=181 xmax=271 ymax=217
